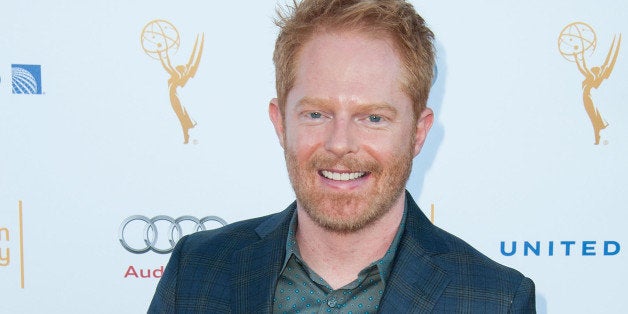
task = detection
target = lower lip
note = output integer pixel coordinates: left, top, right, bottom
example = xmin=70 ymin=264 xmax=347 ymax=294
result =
xmin=318 ymin=172 xmax=370 ymax=190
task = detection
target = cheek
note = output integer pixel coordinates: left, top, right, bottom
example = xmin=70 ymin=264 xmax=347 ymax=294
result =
xmin=284 ymin=126 xmax=322 ymax=158
xmin=361 ymin=141 xmax=396 ymax=164
xmin=360 ymin=130 xmax=414 ymax=162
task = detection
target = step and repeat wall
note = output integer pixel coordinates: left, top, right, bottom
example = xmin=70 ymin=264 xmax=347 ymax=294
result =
xmin=1 ymin=1 xmax=626 ymax=313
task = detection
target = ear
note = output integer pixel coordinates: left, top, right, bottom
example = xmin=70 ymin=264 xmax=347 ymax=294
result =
xmin=268 ymin=98 xmax=286 ymax=149
xmin=413 ymin=107 xmax=434 ymax=156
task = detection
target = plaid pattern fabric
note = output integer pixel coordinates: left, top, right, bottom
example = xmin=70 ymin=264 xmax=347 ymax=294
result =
xmin=149 ymin=192 xmax=535 ymax=313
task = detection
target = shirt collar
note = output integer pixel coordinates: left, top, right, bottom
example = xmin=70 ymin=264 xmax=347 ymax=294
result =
xmin=280 ymin=202 xmax=407 ymax=286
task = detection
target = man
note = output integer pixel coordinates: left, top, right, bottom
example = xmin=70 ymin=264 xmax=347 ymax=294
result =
xmin=149 ymin=0 xmax=536 ymax=312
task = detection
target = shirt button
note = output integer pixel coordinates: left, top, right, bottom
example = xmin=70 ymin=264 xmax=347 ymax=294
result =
xmin=327 ymin=297 xmax=337 ymax=308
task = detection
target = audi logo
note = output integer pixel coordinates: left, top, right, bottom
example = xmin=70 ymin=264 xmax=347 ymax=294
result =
xmin=119 ymin=215 xmax=228 ymax=254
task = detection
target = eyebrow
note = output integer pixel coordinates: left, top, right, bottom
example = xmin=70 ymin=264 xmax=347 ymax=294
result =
xmin=296 ymin=97 xmax=399 ymax=116
xmin=295 ymin=97 xmax=332 ymax=111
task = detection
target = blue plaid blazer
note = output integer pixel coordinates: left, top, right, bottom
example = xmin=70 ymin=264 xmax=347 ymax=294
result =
xmin=149 ymin=192 xmax=535 ymax=313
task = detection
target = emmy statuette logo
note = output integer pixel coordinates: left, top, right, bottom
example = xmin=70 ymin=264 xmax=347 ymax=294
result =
xmin=141 ymin=20 xmax=204 ymax=144
xmin=558 ymin=22 xmax=622 ymax=145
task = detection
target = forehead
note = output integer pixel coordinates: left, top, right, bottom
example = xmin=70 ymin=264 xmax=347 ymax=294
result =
xmin=287 ymin=30 xmax=410 ymax=110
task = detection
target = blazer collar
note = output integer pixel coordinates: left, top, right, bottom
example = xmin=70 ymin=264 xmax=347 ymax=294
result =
xmin=230 ymin=202 xmax=296 ymax=313
xmin=378 ymin=191 xmax=451 ymax=312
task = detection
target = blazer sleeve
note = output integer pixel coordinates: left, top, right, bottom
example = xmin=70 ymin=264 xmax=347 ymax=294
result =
xmin=148 ymin=235 xmax=188 ymax=313
xmin=509 ymin=276 xmax=536 ymax=314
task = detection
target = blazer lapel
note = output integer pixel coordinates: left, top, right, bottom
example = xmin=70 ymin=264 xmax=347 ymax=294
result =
xmin=230 ymin=203 xmax=295 ymax=313
xmin=379 ymin=192 xmax=451 ymax=313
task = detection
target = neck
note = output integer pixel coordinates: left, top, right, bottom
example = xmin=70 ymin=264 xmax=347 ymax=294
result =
xmin=295 ymin=193 xmax=405 ymax=289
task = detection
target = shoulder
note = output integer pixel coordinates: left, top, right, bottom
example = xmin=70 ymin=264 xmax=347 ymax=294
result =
xmin=400 ymin=193 xmax=535 ymax=310
xmin=428 ymin=225 xmax=535 ymax=310
xmin=403 ymin=192 xmax=530 ymax=288
xmin=431 ymin=224 xmax=523 ymax=280
xmin=148 ymin=209 xmax=293 ymax=312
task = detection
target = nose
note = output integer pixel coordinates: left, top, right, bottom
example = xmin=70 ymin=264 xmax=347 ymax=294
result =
xmin=324 ymin=117 xmax=358 ymax=157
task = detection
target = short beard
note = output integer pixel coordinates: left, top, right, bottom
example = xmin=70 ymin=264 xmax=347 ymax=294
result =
xmin=285 ymin=147 xmax=413 ymax=233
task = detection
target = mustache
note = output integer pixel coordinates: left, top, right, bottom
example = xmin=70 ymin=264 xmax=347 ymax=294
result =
xmin=309 ymin=154 xmax=380 ymax=173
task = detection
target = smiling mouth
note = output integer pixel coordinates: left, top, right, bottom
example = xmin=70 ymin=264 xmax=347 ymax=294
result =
xmin=320 ymin=170 xmax=367 ymax=181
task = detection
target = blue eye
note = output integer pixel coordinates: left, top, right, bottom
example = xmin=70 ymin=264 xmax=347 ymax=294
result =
xmin=309 ymin=112 xmax=322 ymax=119
xmin=368 ymin=115 xmax=382 ymax=123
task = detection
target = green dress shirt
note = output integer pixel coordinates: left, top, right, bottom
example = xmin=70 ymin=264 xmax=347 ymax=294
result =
xmin=273 ymin=208 xmax=407 ymax=313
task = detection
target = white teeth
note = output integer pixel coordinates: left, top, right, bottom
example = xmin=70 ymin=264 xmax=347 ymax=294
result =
xmin=321 ymin=170 xmax=365 ymax=181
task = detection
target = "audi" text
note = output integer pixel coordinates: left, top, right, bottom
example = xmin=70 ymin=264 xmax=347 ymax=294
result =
xmin=124 ymin=265 xmax=164 ymax=279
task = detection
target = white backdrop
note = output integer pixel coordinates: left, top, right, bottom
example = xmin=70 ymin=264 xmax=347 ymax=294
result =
xmin=1 ymin=1 xmax=626 ymax=313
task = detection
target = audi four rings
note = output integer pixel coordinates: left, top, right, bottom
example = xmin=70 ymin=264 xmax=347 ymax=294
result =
xmin=119 ymin=215 xmax=228 ymax=254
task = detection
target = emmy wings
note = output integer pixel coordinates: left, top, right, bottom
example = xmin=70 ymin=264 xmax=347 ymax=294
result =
xmin=576 ymin=34 xmax=621 ymax=83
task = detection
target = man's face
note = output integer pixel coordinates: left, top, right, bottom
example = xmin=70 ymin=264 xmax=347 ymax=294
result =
xmin=269 ymin=30 xmax=433 ymax=233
